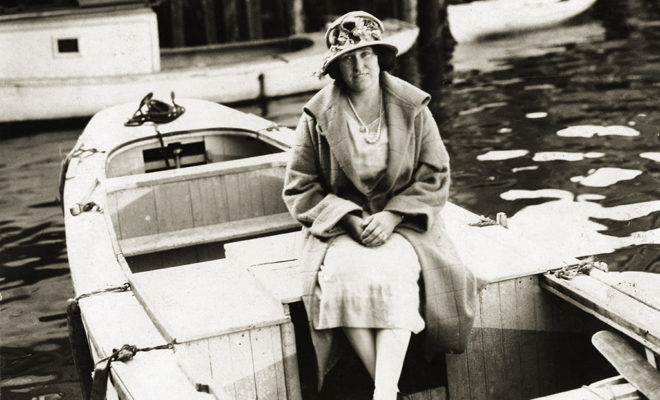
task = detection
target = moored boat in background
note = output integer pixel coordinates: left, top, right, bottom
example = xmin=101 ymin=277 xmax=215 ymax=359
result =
xmin=447 ymin=0 xmax=599 ymax=43
xmin=0 ymin=3 xmax=418 ymax=123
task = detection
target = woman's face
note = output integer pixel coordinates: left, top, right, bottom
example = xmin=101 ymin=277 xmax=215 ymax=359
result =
xmin=338 ymin=46 xmax=380 ymax=93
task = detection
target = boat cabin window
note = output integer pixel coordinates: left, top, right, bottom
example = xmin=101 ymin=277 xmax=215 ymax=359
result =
xmin=56 ymin=38 xmax=79 ymax=54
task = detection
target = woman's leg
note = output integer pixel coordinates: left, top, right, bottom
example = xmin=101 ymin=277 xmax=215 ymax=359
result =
xmin=343 ymin=327 xmax=377 ymax=379
xmin=373 ymin=328 xmax=411 ymax=400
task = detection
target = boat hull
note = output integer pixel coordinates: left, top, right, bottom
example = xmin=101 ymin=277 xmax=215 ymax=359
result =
xmin=448 ymin=0 xmax=598 ymax=43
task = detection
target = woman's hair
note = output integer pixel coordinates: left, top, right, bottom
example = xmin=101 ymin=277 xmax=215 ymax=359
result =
xmin=327 ymin=46 xmax=396 ymax=82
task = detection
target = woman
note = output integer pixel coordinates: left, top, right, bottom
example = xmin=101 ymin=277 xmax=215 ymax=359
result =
xmin=282 ymin=11 xmax=478 ymax=400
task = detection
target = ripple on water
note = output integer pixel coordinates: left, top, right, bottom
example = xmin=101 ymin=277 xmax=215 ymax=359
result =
xmin=570 ymin=167 xmax=643 ymax=187
xmin=476 ymin=149 xmax=529 ymax=161
xmin=640 ymin=152 xmax=660 ymax=162
xmin=499 ymin=189 xmax=660 ymax=260
xmin=532 ymin=152 xmax=605 ymax=162
xmin=556 ymin=125 xmax=640 ymax=137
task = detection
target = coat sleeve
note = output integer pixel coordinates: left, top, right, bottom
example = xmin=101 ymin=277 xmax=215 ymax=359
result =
xmin=282 ymin=114 xmax=363 ymax=238
xmin=384 ymin=107 xmax=450 ymax=232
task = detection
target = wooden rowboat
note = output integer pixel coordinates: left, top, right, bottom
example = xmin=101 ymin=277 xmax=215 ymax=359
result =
xmin=447 ymin=0 xmax=598 ymax=43
xmin=61 ymin=96 xmax=658 ymax=399
xmin=0 ymin=4 xmax=418 ymax=123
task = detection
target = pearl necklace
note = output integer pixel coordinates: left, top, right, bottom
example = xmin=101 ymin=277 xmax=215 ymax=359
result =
xmin=347 ymin=94 xmax=383 ymax=144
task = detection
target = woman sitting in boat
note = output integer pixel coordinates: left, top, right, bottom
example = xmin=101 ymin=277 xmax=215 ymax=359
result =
xmin=282 ymin=11 xmax=478 ymax=400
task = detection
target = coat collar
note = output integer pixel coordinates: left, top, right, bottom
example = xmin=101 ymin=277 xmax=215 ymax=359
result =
xmin=303 ymin=72 xmax=431 ymax=197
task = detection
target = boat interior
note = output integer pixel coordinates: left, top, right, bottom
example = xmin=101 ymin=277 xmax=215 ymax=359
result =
xmin=104 ymin=129 xmax=299 ymax=273
xmin=98 ymin=128 xmax=656 ymax=399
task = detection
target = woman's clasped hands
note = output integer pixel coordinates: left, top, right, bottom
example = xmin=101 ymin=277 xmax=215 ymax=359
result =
xmin=343 ymin=211 xmax=402 ymax=247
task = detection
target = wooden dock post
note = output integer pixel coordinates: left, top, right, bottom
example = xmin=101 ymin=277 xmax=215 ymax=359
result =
xmin=221 ymin=0 xmax=240 ymax=42
xmin=169 ymin=0 xmax=185 ymax=47
xmin=245 ymin=0 xmax=263 ymax=40
xmin=201 ymin=0 xmax=218 ymax=44
xmin=286 ymin=0 xmax=304 ymax=35
xmin=417 ymin=0 xmax=443 ymax=47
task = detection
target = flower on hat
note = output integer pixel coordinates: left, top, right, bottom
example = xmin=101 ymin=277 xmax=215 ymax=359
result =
xmin=318 ymin=11 xmax=398 ymax=77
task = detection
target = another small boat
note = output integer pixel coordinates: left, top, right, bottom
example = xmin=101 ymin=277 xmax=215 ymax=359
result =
xmin=61 ymin=96 xmax=658 ymax=400
xmin=0 ymin=4 xmax=418 ymax=123
xmin=447 ymin=0 xmax=599 ymax=43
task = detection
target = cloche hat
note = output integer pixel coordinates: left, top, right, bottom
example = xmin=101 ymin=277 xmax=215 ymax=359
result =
xmin=320 ymin=11 xmax=399 ymax=76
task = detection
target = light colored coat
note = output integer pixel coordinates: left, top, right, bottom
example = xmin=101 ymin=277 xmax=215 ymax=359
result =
xmin=282 ymin=72 xmax=478 ymax=387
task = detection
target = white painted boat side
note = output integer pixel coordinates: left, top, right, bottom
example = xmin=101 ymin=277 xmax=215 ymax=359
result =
xmin=62 ymin=99 xmax=299 ymax=398
xmin=448 ymin=0 xmax=598 ymax=43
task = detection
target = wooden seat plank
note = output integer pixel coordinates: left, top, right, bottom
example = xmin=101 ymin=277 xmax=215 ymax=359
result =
xmin=592 ymin=331 xmax=660 ymax=399
xmin=120 ymin=212 xmax=298 ymax=256
xmin=130 ymin=259 xmax=288 ymax=342
xmin=226 ymin=202 xmax=579 ymax=306
xmin=542 ymin=272 xmax=660 ymax=354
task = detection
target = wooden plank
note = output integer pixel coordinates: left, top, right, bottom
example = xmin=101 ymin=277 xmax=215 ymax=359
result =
xmin=259 ymin=166 xmax=287 ymax=215
xmin=225 ymin=173 xmax=243 ymax=221
xmin=244 ymin=170 xmax=266 ymax=218
xmin=154 ymin=181 xmax=193 ymax=233
xmin=120 ymin=212 xmax=297 ymax=256
xmin=107 ymin=191 xmax=122 ymax=240
xmin=200 ymin=0 xmax=218 ymax=44
xmin=248 ymin=260 xmax=303 ymax=305
xmin=129 ymin=259 xmax=288 ymax=342
xmin=208 ymin=334 xmax=237 ymax=399
xmin=466 ymin=292 xmax=487 ymax=400
xmin=480 ymin=282 xmax=507 ymax=399
xmin=516 ymin=276 xmax=541 ymax=398
xmin=190 ymin=175 xmax=229 ymax=227
xmin=592 ymin=331 xmax=660 ymax=399
xmin=446 ymin=351 xmax=469 ymax=400
xmin=250 ymin=327 xmax=284 ymax=399
xmin=268 ymin=325 xmax=288 ymax=400
xmin=590 ymin=270 xmax=660 ymax=312
xmin=405 ymin=387 xmax=447 ymax=399
xmin=115 ymin=186 xmax=158 ymax=239
xmin=230 ymin=331 xmax=258 ymax=399
xmin=535 ymin=280 xmax=559 ymax=395
xmin=104 ymin=152 xmax=287 ymax=193
xmin=111 ymin=351 xmax=215 ymax=400
xmin=541 ymin=272 xmax=660 ymax=354
xmin=175 ymin=339 xmax=213 ymax=389
xmin=498 ymin=279 xmax=524 ymax=399
xmin=280 ymin=321 xmax=302 ymax=400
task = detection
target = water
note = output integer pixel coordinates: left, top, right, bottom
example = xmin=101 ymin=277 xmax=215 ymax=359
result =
xmin=1 ymin=0 xmax=659 ymax=398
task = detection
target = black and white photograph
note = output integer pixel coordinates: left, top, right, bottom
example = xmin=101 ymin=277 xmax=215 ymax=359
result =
xmin=1 ymin=0 xmax=658 ymax=399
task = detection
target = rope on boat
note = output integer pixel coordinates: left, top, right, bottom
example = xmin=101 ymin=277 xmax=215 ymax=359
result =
xmin=70 ymin=146 xmax=106 ymax=159
xmin=552 ymin=259 xmax=608 ymax=280
xmin=468 ymin=212 xmax=508 ymax=228
xmin=257 ymin=123 xmax=283 ymax=133
xmin=70 ymin=201 xmax=103 ymax=216
xmin=89 ymin=342 xmax=176 ymax=400
xmin=124 ymin=92 xmax=185 ymax=126
xmin=73 ymin=283 xmax=131 ymax=301
xmin=57 ymin=145 xmax=105 ymax=213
